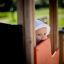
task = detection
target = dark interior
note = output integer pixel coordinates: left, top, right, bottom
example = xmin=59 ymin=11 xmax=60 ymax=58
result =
xmin=0 ymin=23 xmax=25 ymax=64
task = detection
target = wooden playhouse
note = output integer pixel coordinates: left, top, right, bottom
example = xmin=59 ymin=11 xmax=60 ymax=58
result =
xmin=17 ymin=0 xmax=64 ymax=64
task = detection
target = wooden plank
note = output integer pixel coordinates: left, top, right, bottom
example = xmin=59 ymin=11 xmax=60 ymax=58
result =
xmin=17 ymin=1 xmax=26 ymax=64
xmin=52 ymin=49 xmax=59 ymax=64
xmin=17 ymin=0 xmax=36 ymax=64
xmin=59 ymin=31 xmax=64 ymax=64
xmin=34 ymin=38 xmax=51 ymax=64
xmin=17 ymin=0 xmax=24 ymax=24
xmin=34 ymin=38 xmax=59 ymax=64
xmin=49 ymin=0 xmax=58 ymax=53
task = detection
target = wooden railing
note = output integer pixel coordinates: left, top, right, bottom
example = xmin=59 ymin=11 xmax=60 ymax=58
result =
xmin=34 ymin=38 xmax=59 ymax=64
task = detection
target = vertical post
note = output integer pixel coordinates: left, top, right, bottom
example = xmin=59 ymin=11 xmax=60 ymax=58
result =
xmin=17 ymin=0 xmax=24 ymax=24
xmin=17 ymin=0 xmax=36 ymax=64
xmin=17 ymin=1 xmax=26 ymax=64
xmin=24 ymin=0 xmax=36 ymax=64
xmin=59 ymin=31 xmax=64 ymax=64
xmin=49 ymin=0 xmax=58 ymax=53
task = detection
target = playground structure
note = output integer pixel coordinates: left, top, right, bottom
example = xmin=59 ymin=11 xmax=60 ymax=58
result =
xmin=17 ymin=0 xmax=64 ymax=64
xmin=0 ymin=0 xmax=64 ymax=64
xmin=34 ymin=38 xmax=59 ymax=64
xmin=0 ymin=23 xmax=63 ymax=64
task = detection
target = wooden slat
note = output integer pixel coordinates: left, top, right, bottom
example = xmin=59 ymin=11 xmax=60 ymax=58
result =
xmin=49 ymin=0 xmax=58 ymax=53
xmin=34 ymin=38 xmax=51 ymax=64
xmin=34 ymin=38 xmax=59 ymax=64
xmin=52 ymin=49 xmax=59 ymax=64
xmin=17 ymin=0 xmax=24 ymax=24
xmin=17 ymin=1 xmax=27 ymax=64
xmin=59 ymin=31 xmax=64 ymax=64
xmin=17 ymin=0 xmax=36 ymax=64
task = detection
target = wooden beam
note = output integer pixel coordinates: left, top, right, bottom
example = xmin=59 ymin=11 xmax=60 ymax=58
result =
xmin=17 ymin=0 xmax=24 ymax=24
xmin=49 ymin=0 xmax=58 ymax=53
xmin=17 ymin=0 xmax=36 ymax=64
xmin=23 ymin=0 xmax=36 ymax=64
xmin=59 ymin=31 xmax=64 ymax=64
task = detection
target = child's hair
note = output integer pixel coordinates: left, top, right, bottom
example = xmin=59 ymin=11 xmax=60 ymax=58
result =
xmin=35 ymin=19 xmax=50 ymax=36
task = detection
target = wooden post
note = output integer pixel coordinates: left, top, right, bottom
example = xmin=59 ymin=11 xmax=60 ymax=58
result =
xmin=17 ymin=0 xmax=36 ymax=64
xmin=17 ymin=0 xmax=24 ymax=24
xmin=49 ymin=0 xmax=58 ymax=53
xmin=59 ymin=31 xmax=64 ymax=64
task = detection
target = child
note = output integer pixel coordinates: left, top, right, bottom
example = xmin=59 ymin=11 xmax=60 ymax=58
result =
xmin=35 ymin=19 xmax=50 ymax=44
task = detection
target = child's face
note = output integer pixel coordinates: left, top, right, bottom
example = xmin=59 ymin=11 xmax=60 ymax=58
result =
xmin=36 ymin=27 xmax=47 ymax=42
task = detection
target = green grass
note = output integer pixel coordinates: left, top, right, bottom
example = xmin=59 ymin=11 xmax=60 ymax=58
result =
xmin=58 ymin=8 xmax=64 ymax=27
xmin=58 ymin=17 xmax=64 ymax=27
xmin=0 ymin=12 xmax=17 ymax=25
xmin=0 ymin=8 xmax=64 ymax=27
xmin=35 ymin=8 xmax=64 ymax=27
xmin=35 ymin=8 xmax=49 ymax=18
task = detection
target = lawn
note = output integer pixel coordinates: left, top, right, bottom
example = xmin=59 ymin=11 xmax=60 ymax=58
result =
xmin=0 ymin=8 xmax=64 ymax=27
xmin=35 ymin=8 xmax=64 ymax=27
xmin=0 ymin=12 xmax=17 ymax=25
